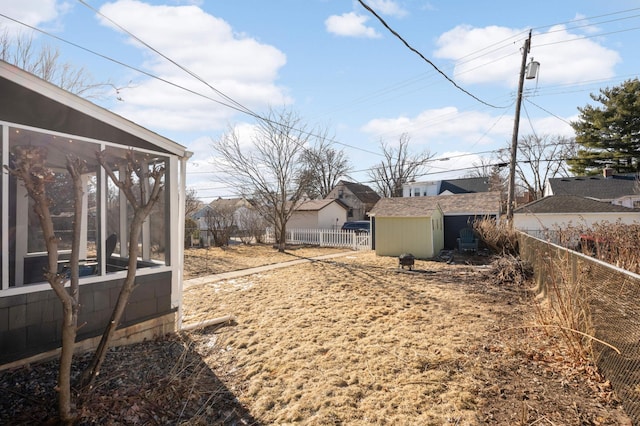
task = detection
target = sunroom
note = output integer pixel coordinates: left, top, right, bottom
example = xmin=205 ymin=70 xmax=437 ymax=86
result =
xmin=0 ymin=61 xmax=190 ymax=366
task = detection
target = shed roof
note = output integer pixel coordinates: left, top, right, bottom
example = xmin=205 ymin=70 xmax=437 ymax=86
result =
xmin=370 ymin=192 xmax=501 ymax=217
xmin=515 ymin=195 xmax=640 ymax=214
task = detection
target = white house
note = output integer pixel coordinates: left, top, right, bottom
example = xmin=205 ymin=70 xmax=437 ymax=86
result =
xmin=403 ymin=177 xmax=490 ymax=197
xmin=287 ymin=199 xmax=349 ymax=229
xmin=514 ymin=195 xmax=640 ymax=232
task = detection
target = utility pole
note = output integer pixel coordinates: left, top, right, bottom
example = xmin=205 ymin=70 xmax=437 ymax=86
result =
xmin=506 ymin=30 xmax=532 ymax=223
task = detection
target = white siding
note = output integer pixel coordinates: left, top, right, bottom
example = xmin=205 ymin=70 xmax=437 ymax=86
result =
xmin=287 ymin=202 xmax=348 ymax=229
xmin=514 ymin=212 xmax=640 ymax=231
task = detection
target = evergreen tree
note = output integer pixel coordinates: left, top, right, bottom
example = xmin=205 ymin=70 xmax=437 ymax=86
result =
xmin=569 ymin=79 xmax=640 ymax=175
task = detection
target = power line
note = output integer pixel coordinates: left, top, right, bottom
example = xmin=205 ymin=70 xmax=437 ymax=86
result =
xmin=524 ymin=98 xmax=573 ymax=126
xmin=532 ymin=7 xmax=640 ymax=33
xmin=0 ymin=10 xmax=385 ymax=158
xmin=4 ymin=4 xmax=635 ymax=189
xmin=76 ymin=0 xmax=256 ymax=119
xmin=0 ymin=12 xmax=258 ymax=115
xmin=356 ymin=0 xmax=506 ymax=109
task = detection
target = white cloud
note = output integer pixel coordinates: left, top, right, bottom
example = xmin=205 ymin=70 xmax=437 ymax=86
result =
xmin=434 ymin=24 xmax=620 ymax=87
xmin=366 ymin=0 xmax=408 ymax=18
xmin=360 ymin=104 xmax=576 ymax=156
xmin=325 ymin=12 xmax=381 ymax=38
xmin=429 ymin=151 xmax=487 ymax=179
xmin=97 ymin=0 xmax=290 ymax=132
xmin=0 ymin=0 xmax=68 ymax=34
xmin=361 ymin=107 xmax=511 ymax=147
xmin=572 ymin=13 xmax=600 ymax=35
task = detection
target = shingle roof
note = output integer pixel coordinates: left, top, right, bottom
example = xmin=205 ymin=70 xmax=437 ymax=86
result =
xmin=209 ymin=197 xmax=251 ymax=210
xmin=339 ymin=181 xmax=381 ymax=204
xmin=439 ymin=177 xmax=490 ymax=194
xmin=192 ymin=205 xmax=213 ymax=219
xmin=369 ymin=192 xmax=502 ymax=217
xmin=294 ymin=199 xmax=348 ymax=212
xmin=514 ymin=195 xmax=640 ymax=214
xmin=546 ymin=175 xmax=637 ymax=200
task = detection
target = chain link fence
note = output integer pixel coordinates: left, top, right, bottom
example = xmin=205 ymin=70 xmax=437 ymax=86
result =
xmin=519 ymin=231 xmax=640 ymax=423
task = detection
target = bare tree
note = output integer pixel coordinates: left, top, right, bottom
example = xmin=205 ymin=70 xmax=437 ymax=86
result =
xmin=236 ymin=206 xmax=268 ymax=244
xmin=299 ymin=128 xmax=351 ymax=199
xmin=465 ymin=157 xmax=508 ymax=208
xmin=367 ymin=133 xmax=434 ymax=197
xmin=5 ymin=147 xmax=85 ymax=424
xmin=498 ymin=134 xmax=575 ymax=200
xmin=205 ymin=203 xmax=236 ymax=247
xmin=212 ymin=108 xmax=313 ymax=252
xmin=81 ymin=150 xmax=164 ymax=389
xmin=184 ymin=187 xmax=201 ymax=218
xmin=464 ymin=157 xmax=498 ymax=179
xmin=0 ymin=29 xmax=116 ymax=98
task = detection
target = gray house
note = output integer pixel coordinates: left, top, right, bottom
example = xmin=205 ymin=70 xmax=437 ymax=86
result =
xmin=325 ymin=180 xmax=380 ymax=221
xmin=0 ymin=61 xmax=190 ymax=366
xmin=545 ymin=170 xmax=639 ymax=206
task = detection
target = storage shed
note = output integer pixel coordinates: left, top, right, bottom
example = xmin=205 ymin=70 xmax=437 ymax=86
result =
xmin=368 ymin=197 xmax=444 ymax=259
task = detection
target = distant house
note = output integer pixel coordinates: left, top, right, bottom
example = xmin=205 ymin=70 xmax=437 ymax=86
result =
xmin=369 ymin=192 xmax=502 ymax=256
xmin=191 ymin=198 xmax=254 ymax=245
xmin=403 ymin=177 xmax=490 ymax=197
xmin=0 ymin=60 xmax=189 ymax=366
xmin=545 ymin=169 xmax=639 ymax=207
xmin=514 ymin=195 xmax=640 ymax=232
xmin=287 ymin=199 xmax=349 ymax=229
xmin=325 ymin=180 xmax=380 ymax=221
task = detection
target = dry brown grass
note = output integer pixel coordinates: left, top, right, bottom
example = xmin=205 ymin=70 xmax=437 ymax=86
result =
xmin=183 ymin=244 xmax=349 ymax=279
xmin=182 ymin=249 xmax=631 ymax=425
xmin=3 ymin=246 xmax=631 ymax=424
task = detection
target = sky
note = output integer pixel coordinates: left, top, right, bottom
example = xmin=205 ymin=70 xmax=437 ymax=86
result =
xmin=1 ymin=0 xmax=640 ymax=202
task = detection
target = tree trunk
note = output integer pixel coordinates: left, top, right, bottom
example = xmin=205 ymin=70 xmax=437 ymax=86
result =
xmin=80 ymin=215 xmax=144 ymax=389
xmin=80 ymin=149 xmax=164 ymax=391
xmin=277 ymin=222 xmax=286 ymax=252
xmin=57 ymin=158 xmax=84 ymax=424
xmin=6 ymin=150 xmax=84 ymax=424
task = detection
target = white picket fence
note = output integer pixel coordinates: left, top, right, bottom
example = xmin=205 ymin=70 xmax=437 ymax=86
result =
xmin=264 ymin=228 xmax=371 ymax=251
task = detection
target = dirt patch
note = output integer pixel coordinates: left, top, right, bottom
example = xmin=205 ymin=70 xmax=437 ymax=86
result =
xmin=1 ymin=246 xmax=632 ymax=424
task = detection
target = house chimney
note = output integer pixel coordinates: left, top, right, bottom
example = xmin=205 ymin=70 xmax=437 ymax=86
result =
xmin=603 ymin=167 xmax=614 ymax=178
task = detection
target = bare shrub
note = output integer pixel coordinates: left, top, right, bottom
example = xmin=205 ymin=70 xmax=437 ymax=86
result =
xmin=488 ymin=254 xmax=532 ymax=286
xmin=205 ymin=204 xmax=236 ymax=247
xmin=533 ymin=252 xmax=596 ymax=361
xmin=551 ymin=220 xmax=640 ymax=274
xmin=473 ymin=216 xmax=519 ymax=256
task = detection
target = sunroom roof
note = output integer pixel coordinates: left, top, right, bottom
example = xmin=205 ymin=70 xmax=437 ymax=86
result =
xmin=0 ymin=60 xmax=187 ymax=158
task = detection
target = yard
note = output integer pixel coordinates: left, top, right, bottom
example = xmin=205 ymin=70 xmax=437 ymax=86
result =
xmin=1 ymin=245 xmax=631 ymax=424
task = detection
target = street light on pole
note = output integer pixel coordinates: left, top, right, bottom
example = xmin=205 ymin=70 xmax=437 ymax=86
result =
xmin=506 ymin=30 xmax=538 ymax=223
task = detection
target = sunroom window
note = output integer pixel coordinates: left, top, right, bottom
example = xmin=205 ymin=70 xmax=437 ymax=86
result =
xmin=3 ymin=126 xmax=170 ymax=287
